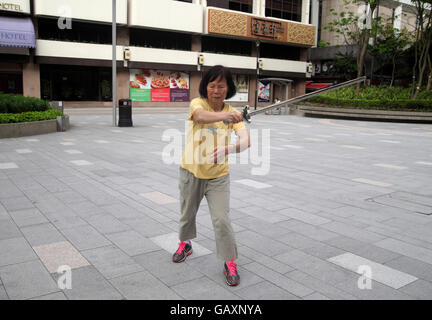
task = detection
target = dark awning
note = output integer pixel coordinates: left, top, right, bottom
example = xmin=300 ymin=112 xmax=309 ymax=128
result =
xmin=0 ymin=16 xmax=36 ymax=48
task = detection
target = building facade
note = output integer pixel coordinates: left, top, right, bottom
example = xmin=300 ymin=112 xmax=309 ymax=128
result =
xmin=309 ymin=0 xmax=418 ymax=82
xmin=0 ymin=0 xmax=317 ymax=108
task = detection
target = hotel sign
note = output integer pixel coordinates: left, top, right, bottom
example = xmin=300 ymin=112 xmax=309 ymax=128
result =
xmin=208 ymin=8 xmax=316 ymax=47
xmin=0 ymin=0 xmax=30 ymax=14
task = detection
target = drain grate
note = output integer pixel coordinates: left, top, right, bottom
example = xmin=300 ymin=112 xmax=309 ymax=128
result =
xmin=367 ymin=192 xmax=432 ymax=215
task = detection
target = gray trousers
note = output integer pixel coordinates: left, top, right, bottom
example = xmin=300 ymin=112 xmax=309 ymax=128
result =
xmin=178 ymin=167 xmax=238 ymax=261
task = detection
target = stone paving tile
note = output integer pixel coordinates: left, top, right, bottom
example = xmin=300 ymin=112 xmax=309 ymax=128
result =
xmin=109 ymin=270 xmax=181 ymax=300
xmin=285 ymin=270 xmax=358 ymax=300
xmin=150 ymin=232 xmax=212 ymax=258
xmin=320 ymin=221 xmax=387 ymax=243
xmin=277 ymin=219 xmax=340 ymax=241
xmin=242 ymin=262 xmax=314 ymax=298
xmin=52 ymin=266 xmax=123 ymax=300
xmin=0 ymin=218 xmax=21 ymax=241
xmin=374 ymin=238 xmax=432 ymax=265
xmin=1 ymin=196 xmax=35 ymax=212
xmin=276 ymin=207 xmax=332 ymax=226
xmin=274 ymin=249 xmax=357 ymax=286
xmin=60 ymin=225 xmax=111 ymax=251
xmin=81 ymin=245 xmax=144 ymax=280
xmin=334 ymin=275 xmax=416 ymax=300
xmin=30 ymin=292 xmax=68 ymax=300
xmin=231 ymin=216 xmax=291 ymax=239
xmin=133 ymin=250 xmax=204 ymax=287
xmin=184 ymin=254 xmax=264 ymax=292
xmin=234 ymin=281 xmax=299 ymax=300
xmin=0 ymin=237 xmax=37 ymax=267
xmin=170 ymin=276 xmax=241 ymax=300
xmin=327 ymin=253 xmax=418 ymax=289
xmin=84 ymin=213 xmax=131 ymax=235
xmin=0 ymin=260 xmax=59 ymax=300
xmin=33 ymin=241 xmax=90 ymax=273
xmin=21 ymin=223 xmax=66 ymax=247
xmin=9 ymin=208 xmax=48 ymax=228
xmin=120 ymin=216 xmax=173 ymax=238
xmin=303 ymin=292 xmax=331 ymax=300
xmin=384 ymin=256 xmax=432 ymax=283
xmin=0 ymin=285 xmax=8 ymax=300
xmin=399 ymin=279 xmax=432 ymax=300
xmin=105 ymin=230 xmax=160 ymax=256
xmin=140 ymin=191 xmax=178 ymax=205
xmin=45 ymin=213 xmax=89 ymax=230
xmin=235 ymin=230 xmax=294 ymax=257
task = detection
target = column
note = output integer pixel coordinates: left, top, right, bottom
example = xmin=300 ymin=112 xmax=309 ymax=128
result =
xmin=310 ymin=0 xmax=319 ymax=46
xmin=302 ymin=0 xmax=311 ymax=24
xmin=22 ymin=59 xmax=40 ymax=98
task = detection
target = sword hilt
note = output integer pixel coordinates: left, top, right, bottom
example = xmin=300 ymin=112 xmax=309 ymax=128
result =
xmin=242 ymin=105 xmax=251 ymax=123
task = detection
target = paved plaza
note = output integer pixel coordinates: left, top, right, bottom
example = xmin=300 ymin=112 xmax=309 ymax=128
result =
xmin=1 ymin=109 xmax=432 ymax=300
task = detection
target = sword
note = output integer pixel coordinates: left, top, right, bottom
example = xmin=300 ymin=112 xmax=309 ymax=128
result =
xmin=241 ymin=76 xmax=367 ymax=123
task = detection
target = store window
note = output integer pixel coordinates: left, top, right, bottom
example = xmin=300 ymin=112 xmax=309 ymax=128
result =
xmin=38 ymin=18 xmax=111 ymax=44
xmin=207 ymin=0 xmax=252 ymax=13
xmin=130 ymin=29 xmax=191 ymax=51
xmin=0 ymin=73 xmax=22 ymax=95
xmin=265 ymin=0 xmax=302 ymax=22
xmin=40 ymin=65 xmax=112 ymax=101
xmin=260 ymin=42 xmax=300 ymax=60
xmin=229 ymin=0 xmax=252 ymax=13
xmin=202 ymin=36 xmax=252 ymax=56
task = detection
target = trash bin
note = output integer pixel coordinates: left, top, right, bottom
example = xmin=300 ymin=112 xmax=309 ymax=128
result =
xmin=118 ymin=99 xmax=133 ymax=127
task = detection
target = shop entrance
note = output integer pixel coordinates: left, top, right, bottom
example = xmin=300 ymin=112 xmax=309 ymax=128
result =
xmin=261 ymin=78 xmax=293 ymax=114
xmin=0 ymin=72 xmax=23 ymax=95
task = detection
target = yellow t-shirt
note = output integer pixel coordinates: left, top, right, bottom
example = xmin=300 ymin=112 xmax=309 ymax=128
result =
xmin=181 ymin=97 xmax=246 ymax=179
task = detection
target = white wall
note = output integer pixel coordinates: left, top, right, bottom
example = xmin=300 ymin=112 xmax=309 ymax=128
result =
xmin=261 ymin=58 xmax=306 ymax=74
xmin=130 ymin=46 xmax=198 ymax=65
xmin=128 ymin=0 xmax=203 ymax=34
xmin=201 ymin=52 xmax=256 ymax=70
xmin=33 ymin=0 xmax=128 ymax=24
xmin=35 ymin=40 xmax=124 ymax=61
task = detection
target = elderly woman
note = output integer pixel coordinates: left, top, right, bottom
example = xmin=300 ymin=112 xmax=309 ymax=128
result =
xmin=172 ymin=65 xmax=251 ymax=287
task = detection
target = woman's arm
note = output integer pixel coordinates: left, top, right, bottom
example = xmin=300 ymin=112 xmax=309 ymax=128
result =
xmin=209 ymin=129 xmax=251 ymax=164
xmin=193 ymin=108 xmax=243 ymax=125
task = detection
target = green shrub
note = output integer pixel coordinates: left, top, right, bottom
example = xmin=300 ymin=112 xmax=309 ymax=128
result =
xmin=304 ymin=85 xmax=432 ymax=111
xmin=0 ymin=109 xmax=62 ymax=124
xmin=0 ymin=93 xmax=50 ymax=114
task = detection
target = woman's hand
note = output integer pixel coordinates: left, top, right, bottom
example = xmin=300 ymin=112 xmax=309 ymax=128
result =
xmin=224 ymin=111 xmax=243 ymax=124
xmin=208 ymin=146 xmax=230 ymax=164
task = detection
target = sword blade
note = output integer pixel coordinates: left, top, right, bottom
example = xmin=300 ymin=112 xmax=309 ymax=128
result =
xmin=247 ymin=76 xmax=366 ymax=119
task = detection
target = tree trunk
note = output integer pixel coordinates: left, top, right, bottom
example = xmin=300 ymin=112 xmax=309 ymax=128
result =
xmin=390 ymin=56 xmax=396 ymax=88
xmin=356 ymin=33 xmax=369 ymax=97
xmin=426 ymin=54 xmax=432 ymax=91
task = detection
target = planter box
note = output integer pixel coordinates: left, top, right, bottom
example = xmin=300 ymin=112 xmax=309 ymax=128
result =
xmin=0 ymin=119 xmax=58 ymax=139
xmin=57 ymin=115 xmax=70 ymax=132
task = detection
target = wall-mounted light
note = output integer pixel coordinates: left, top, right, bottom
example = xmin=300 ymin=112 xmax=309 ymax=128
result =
xmin=307 ymin=63 xmax=313 ymax=74
xmin=198 ymin=54 xmax=204 ymax=71
xmin=258 ymin=59 xmax=263 ymax=70
xmin=123 ymin=48 xmax=131 ymax=67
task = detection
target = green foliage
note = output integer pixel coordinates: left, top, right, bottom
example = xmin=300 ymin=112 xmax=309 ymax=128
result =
xmin=0 ymin=93 xmax=50 ymax=114
xmin=0 ymin=109 xmax=63 ymax=124
xmin=305 ymin=85 xmax=432 ymax=111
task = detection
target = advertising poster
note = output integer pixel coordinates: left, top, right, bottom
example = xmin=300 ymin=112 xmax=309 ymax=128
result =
xmin=129 ymin=69 xmax=189 ymax=102
xmin=258 ymin=80 xmax=271 ymax=102
xmin=225 ymin=75 xmax=249 ymax=102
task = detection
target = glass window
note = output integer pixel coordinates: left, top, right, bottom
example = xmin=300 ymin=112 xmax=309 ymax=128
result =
xmin=40 ymin=65 xmax=112 ymax=101
xmin=265 ymin=0 xmax=302 ymax=22
xmin=260 ymin=42 xmax=300 ymax=60
xmin=229 ymin=0 xmax=252 ymax=13
xmin=130 ymin=29 xmax=192 ymax=51
xmin=202 ymin=36 xmax=252 ymax=56
xmin=37 ymin=18 xmax=111 ymax=44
